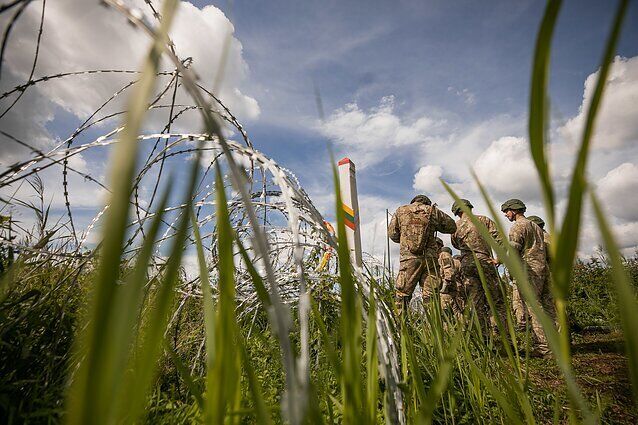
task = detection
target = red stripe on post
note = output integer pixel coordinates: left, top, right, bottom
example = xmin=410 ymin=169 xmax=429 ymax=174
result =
xmin=338 ymin=157 xmax=351 ymax=166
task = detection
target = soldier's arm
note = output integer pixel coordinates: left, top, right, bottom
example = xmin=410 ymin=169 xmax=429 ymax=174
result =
xmin=508 ymin=225 xmax=525 ymax=255
xmin=433 ymin=207 xmax=457 ymax=234
xmin=439 ymin=253 xmax=454 ymax=281
xmin=484 ymin=217 xmax=502 ymax=244
xmin=451 ymin=231 xmax=461 ymax=250
xmin=388 ymin=211 xmax=400 ymax=243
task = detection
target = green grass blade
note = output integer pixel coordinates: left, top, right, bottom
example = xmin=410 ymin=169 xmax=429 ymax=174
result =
xmin=591 ymin=193 xmax=638 ymax=407
xmin=401 ymin=324 xmax=427 ymax=414
xmin=64 ymin=1 xmax=178 ymax=423
xmin=190 ymin=206 xmax=217 ymax=416
xmin=310 ymin=299 xmax=342 ymax=379
xmin=107 ymin=185 xmax=172 ymax=415
xmin=466 ymin=360 xmax=524 ymax=425
xmin=123 ymin=173 xmax=197 ymax=421
xmin=553 ymin=0 xmax=629 ymax=302
xmin=165 ymin=342 xmax=205 ymax=409
xmin=366 ymin=286 xmax=379 ymax=424
xmin=206 ymin=164 xmax=240 ymax=424
xmin=237 ymin=330 xmax=273 ymax=425
xmin=528 ymin=0 xmax=561 ymax=229
xmin=420 ymin=325 xmax=462 ymax=424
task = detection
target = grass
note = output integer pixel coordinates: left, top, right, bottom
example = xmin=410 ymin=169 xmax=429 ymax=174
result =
xmin=1 ymin=0 xmax=638 ymax=423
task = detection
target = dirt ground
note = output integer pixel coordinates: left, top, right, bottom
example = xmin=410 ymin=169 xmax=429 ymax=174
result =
xmin=528 ymin=331 xmax=637 ymax=424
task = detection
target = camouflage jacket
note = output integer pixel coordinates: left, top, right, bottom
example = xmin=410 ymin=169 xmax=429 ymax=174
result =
xmin=542 ymin=230 xmax=551 ymax=265
xmin=451 ymin=214 xmax=499 ymax=267
xmin=508 ymin=216 xmax=547 ymax=276
xmin=388 ymin=203 xmax=456 ymax=260
xmin=438 ymin=250 xmax=460 ymax=282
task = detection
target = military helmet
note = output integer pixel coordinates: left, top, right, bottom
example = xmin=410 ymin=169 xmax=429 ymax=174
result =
xmin=435 ymin=237 xmax=444 ymax=246
xmin=451 ymin=198 xmax=473 ymax=216
xmin=411 ymin=194 xmax=431 ymax=205
xmin=441 ymin=246 xmax=452 ymax=254
xmin=527 ymin=215 xmax=545 ymax=229
xmin=500 ymin=198 xmax=526 ymax=213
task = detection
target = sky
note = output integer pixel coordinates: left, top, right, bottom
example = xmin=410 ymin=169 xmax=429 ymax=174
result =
xmin=1 ymin=0 xmax=637 ymax=264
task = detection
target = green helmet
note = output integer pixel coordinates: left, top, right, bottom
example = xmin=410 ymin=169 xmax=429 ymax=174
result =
xmin=527 ymin=215 xmax=545 ymax=229
xmin=501 ymin=198 xmax=526 ymax=213
xmin=435 ymin=237 xmax=444 ymax=246
xmin=451 ymin=199 xmax=473 ymax=216
xmin=441 ymin=247 xmax=452 ymax=255
xmin=411 ymin=194 xmax=431 ymax=205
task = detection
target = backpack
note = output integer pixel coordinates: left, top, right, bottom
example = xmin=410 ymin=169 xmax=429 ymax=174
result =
xmin=401 ymin=205 xmax=433 ymax=255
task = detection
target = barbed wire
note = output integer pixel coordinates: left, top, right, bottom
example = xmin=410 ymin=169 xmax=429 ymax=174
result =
xmin=0 ymin=1 xmax=405 ymax=422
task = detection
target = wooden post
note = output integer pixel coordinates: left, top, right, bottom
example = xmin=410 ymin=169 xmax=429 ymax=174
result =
xmin=338 ymin=157 xmax=362 ymax=268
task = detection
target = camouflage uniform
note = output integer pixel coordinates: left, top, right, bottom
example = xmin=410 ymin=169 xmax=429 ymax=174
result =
xmin=388 ymin=202 xmax=456 ymax=314
xmin=512 ymin=224 xmax=551 ymax=330
xmin=508 ymin=217 xmax=555 ymax=354
xmin=451 ymin=214 xmax=506 ymax=334
xmin=438 ymin=249 xmax=463 ymax=317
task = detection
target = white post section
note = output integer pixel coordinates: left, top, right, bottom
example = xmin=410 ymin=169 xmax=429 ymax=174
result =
xmin=338 ymin=157 xmax=363 ymax=268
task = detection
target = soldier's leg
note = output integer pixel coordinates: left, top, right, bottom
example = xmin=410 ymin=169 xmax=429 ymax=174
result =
xmin=526 ymin=273 xmax=551 ymax=355
xmin=511 ymin=286 xmax=528 ymax=332
xmin=395 ymin=258 xmax=423 ymax=316
xmin=484 ymin=265 xmax=508 ymax=336
xmin=464 ymin=275 xmax=490 ymax=336
xmin=542 ymin=274 xmax=557 ymax=324
xmin=420 ymin=258 xmax=440 ymax=307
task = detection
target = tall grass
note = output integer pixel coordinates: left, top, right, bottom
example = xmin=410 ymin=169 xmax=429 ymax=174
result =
xmin=1 ymin=0 xmax=636 ymax=423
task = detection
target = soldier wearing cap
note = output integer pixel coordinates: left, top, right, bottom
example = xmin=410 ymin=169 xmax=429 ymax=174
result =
xmin=450 ymin=199 xmax=506 ymax=334
xmin=500 ymin=199 xmax=555 ymax=356
xmin=388 ymin=195 xmax=457 ymax=316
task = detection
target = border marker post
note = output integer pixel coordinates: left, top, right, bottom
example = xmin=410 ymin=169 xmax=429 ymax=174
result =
xmin=338 ymin=157 xmax=362 ymax=268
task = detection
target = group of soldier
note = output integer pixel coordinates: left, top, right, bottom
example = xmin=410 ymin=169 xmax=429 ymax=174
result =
xmin=388 ymin=194 xmax=555 ymax=357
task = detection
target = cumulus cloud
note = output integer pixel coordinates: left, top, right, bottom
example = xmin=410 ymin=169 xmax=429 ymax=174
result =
xmin=319 ymin=96 xmax=444 ymax=169
xmin=0 ymin=0 xmax=259 ymax=164
xmin=560 ymin=56 xmax=638 ymax=150
xmin=473 ymin=136 xmax=541 ymax=202
xmin=413 ymin=165 xmax=443 ymax=193
xmin=596 ymin=162 xmax=638 ymax=222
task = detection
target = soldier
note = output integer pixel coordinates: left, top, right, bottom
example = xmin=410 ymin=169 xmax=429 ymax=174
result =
xmin=527 ymin=215 xmax=551 ymax=259
xmin=438 ymin=244 xmax=463 ymax=317
xmin=514 ymin=215 xmax=551 ymax=331
xmin=500 ymin=199 xmax=555 ymax=356
xmin=450 ymin=199 xmax=506 ymax=335
xmin=388 ymin=195 xmax=457 ymax=315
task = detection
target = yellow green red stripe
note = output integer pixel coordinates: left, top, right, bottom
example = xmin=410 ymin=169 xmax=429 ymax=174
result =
xmin=343 ymin=203 xmax=356 ymax=230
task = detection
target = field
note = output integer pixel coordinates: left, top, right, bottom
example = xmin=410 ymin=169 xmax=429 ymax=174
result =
xmin=1 ymin=254 xmax=637 ymax=423
xmin=1 ymin=0 xmax=638 ymax=423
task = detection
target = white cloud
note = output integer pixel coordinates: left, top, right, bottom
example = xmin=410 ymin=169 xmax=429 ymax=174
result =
xmin=413 ymin=165 xmax=443 ymax=193
xmin=473 ymin=136 xmax=541 ymax=202
xmin=560 ymin=56 xmax=638 ymax=150
xmin=596 ymin=162 xmax=638 ymax=222
xmin=319 ymin=96 xmax=444 ymax=169
xmin=0 ymin=0 xmax=259 ymax=163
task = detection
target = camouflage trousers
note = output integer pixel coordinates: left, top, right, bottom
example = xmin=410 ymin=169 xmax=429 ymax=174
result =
xmin=395 ymin=257 xmax=440 ymax=315
xmin=511 ymin=285 xmax=527 ymax=330
xmin=440 ymin=284 xmax=464 ymax=319
xmin=460 ymin=260 xmax=507 ymax=337
xmin=513 ymin=272 xmax=556 ymax=354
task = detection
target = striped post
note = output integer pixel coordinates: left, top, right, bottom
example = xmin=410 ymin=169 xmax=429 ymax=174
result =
xmin=338 ymin=157 xmax=362 ymax=267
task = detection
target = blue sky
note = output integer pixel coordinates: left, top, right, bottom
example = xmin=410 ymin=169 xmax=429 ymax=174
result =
xmin=200 ymin=0 xmax=638 ymax=255
xmin=1 ymin=0 xmax=637 ymax=259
